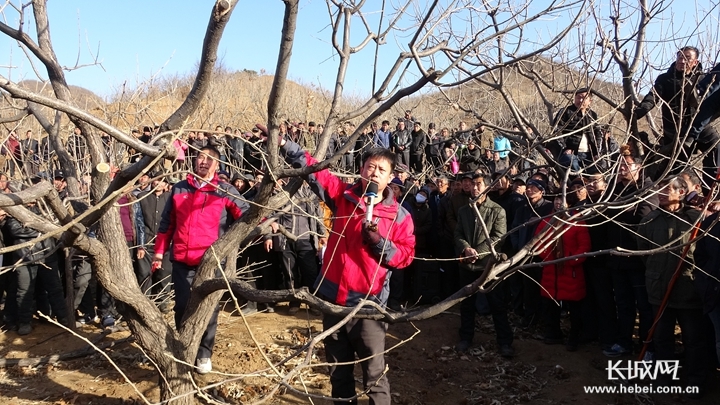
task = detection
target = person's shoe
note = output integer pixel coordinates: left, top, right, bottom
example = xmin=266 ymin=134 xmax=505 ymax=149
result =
xmin=77 ymin=314 xmax=99 ymax=326
xmin=195 ymin=358 xmax=212 ymax=375
xmin=288 ymin=306 xmax=300 ymax=315
xmin=499 ymin=344 xmax=515 ymax=358
xmin=241 ymin=302 xmax=258 ymax=316
xmin=602 ymin=344 xmax=631 ymax=357
xmin=57 ymin=317 xmax=70 ymax=328
xmin=263 ymin=304 xmax=275 ymax=313
xmin=17 ymin=323 xmax=32 ymax=336
xmin=455 ymin=340 xmax=471 ymax=353
xmin=102 ymin=315 xmax=116 ymax=328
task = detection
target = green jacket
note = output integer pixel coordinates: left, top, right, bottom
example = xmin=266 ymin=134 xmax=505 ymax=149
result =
xmin=454 ymin=197 xmax=506 ymax=271
xmin=637 ymin=206 xmax=702 ymax=309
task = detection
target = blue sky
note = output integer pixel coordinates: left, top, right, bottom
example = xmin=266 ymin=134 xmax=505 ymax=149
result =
xmin=2 ymin=0 xmax=374 ymax=98
xmin=0 ymin=0 xmax=718 ymax=99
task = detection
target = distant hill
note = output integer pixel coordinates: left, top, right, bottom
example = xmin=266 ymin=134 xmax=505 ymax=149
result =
xmin=2 ymin=59 xmax=631 ymax=147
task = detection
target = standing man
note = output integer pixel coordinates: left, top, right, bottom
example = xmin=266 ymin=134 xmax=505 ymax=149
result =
xmin=552 ymin=88 xmax=603 ymax=172
xmin=136 ymin=178 xmax=173 ymax=312
xmin=635 ymin=47 xmax=706 ymax=150
xmin=374 ymin=120 xmax=392 ymax=149
xmin=509 ymin=178 xmax=553 ymax=327
xmin=454 ymin=173 xmax=514 ymax=357
xmin=603 ymin=153 xmax=657 ymax=357
xmin=280 ymin=136 xmax=415 ymax=405
xmin=21 ymin=130 xmax=39 ymax=177
xmin=409 ymin=121 xmax=427 ymax=174
xmin=426 ymin=123 xmax=443 ymax=170
xmin=392 ymin=120 xmax=411 ymax=167
xmin=635 ymin=46 xmax=718 ymax=183
xmin=3 ymin=131 xmax=21 ymax=177
xmin=637 ymin=176 xmax=705 ymax=394
xmin=153 ymin=146 xmax=249 ymax=374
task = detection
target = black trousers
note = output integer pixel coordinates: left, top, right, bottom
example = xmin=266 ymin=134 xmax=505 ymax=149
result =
xmin=410 ymin=154 xmax=424 ymax=174
xmin=521 ymin=267 xmax=542 ymax=326
xmin=458 ymin=268 xmax=513 ymax=346
xmin=172 ymin=261 xmax=220 ymax=360
xmin=323 ymin=314 xmax=390 ymax=405
xmin=653 ymin=306 xmax=707 ymax=387
xmin=395 ymin=151 xmax=410 ymax=167
xmin=136 ymin=246 xmax=172 ymax=301
xmin=6 ymin=262 xmax=67 ymax=324
xmin=542 ymin=298 xmax=582 ymax=341
xmin=280 ymin=241 xmax=319 ymax=306
xmin=584 ymin=263 xmax=618 ymax=347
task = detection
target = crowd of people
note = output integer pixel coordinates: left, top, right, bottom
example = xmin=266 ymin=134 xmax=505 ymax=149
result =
xmin=1 ymin=45 xmax=720 ymax=403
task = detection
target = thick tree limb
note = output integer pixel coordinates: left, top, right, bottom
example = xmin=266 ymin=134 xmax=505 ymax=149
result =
xmin=0 ymin=181 xmax=53 ymax=207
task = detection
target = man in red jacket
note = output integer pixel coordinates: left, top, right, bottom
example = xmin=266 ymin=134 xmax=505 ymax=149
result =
xmin=153 ymin=146 xmax=248 ymax=374
xmin=280 ymin=136 xmax=415 ymax=405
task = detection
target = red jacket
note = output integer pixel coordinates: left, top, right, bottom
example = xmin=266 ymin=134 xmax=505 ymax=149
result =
xmin=282 ymin=141 xmax=415 ymax=306
xmin=155 ymin=173 xmax=247 ymax=266
xmin=534 ymin=216 xmax=590 ymax=301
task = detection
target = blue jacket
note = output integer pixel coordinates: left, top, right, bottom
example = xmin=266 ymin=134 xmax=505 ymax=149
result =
xmin=493 ymin=135 xmax=512 ymax=159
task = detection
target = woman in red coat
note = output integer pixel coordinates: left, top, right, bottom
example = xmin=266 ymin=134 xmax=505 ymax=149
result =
xmin=534 ymin=195 xmax=591 ymax=351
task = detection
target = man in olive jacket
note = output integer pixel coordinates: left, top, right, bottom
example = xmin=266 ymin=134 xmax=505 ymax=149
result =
xmin=454 ymin=173 xmax=514 ymax=357
xmin=637 ymin=175 xmax=705 ymax=394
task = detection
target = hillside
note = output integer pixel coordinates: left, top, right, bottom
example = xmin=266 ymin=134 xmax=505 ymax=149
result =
xmin=2 ymin=58 xmax=631 ymax=145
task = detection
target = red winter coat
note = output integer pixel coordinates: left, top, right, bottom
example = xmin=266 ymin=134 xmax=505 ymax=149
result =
xmin=155 ymin=173 xmax=248 ymax=266
xmin=534 ymin=216 xmax=590 ymax=301
xmin=281 ymin=141 xmax=415 ymax=306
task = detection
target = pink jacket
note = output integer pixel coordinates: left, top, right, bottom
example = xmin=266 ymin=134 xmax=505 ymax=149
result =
xmin=173 ymin=139 xmax=188 ymax=161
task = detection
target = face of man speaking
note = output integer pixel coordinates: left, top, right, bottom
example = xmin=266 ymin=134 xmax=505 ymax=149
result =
xmin=195 ymin=149 xmax=219 ymax=180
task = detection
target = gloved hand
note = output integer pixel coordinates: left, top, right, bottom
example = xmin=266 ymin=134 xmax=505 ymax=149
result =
xmin=362 ymin=221 xmax=381 ymax=246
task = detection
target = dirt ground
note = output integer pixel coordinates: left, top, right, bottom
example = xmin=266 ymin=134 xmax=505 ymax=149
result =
xmin=1 ymin=303 xmax=718 ymax=405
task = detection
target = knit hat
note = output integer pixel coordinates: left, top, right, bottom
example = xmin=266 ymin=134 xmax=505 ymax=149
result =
xmin=527 ymin=179 xmax=547 ymax=193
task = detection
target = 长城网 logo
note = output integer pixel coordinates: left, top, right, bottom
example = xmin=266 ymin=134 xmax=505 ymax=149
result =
xmin=606 ymin=360 xmax=680 ymax=381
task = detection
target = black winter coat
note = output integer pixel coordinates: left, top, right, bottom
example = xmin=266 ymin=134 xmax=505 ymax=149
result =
xmin=410 ymin=129 xmax=428 ymax=155
xmin=605 ymin=178 xmax=658 ymax=270
xmin=635 ymin=62 xmax=703 ymax=143
xmin=392 ymin=129 xmax=411 ymax=153
xmin=2 ymin=210 xmax=56 ymax=264
xmin=552 ymin=104 xmax=602 ymax=157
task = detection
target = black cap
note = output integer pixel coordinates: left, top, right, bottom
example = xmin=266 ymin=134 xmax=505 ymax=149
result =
xmin=460 ymin=172 xmax=474 ymax=180
xmin=53 ymin=170 xmax=64 ymax=179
